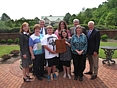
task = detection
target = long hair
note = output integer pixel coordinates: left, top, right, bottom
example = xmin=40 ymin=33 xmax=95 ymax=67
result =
xmin=19 ymin=22 xmax=31 ymax=33
xmin=58 ymin=20 xmax=68 ymax=31
xmin=60 ymin=29 xmax=68 ymax=39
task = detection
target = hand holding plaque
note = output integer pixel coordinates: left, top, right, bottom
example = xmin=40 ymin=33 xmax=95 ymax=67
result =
xmin=55 ymin=39 xmax=66 ymax=53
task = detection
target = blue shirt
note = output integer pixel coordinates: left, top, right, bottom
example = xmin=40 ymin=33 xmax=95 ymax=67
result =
xmin=71 ymin=33 xmax=87 ymax=55
xmin=29 ymin=34 xmax=44 ymax=55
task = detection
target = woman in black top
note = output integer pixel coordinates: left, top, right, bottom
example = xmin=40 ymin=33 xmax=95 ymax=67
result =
xmin=19 ymin=22 xmax=32 ymax=82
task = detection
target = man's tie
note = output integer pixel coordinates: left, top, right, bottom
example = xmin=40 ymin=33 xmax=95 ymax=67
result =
xmin=87 ymin=30 xmax=91 ymax=38
xmin=40 ymin=28 xmax=43 ymax=34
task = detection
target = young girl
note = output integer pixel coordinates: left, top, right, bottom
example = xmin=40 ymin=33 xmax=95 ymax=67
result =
xmin=60 ymin=29 xmax=72 ymax=79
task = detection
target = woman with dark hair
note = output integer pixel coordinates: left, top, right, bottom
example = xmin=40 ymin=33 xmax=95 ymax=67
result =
xmin=19 ymin=22 xmax=32 ymax=82
xmin=60 ymin=29 xmax=72 ymax=79
xmin=54 ymin=20 xmax=71 ymax=72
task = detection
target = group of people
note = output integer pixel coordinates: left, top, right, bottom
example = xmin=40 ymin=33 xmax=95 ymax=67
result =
xmin=19 ymin=19 xmax=100 ymax=82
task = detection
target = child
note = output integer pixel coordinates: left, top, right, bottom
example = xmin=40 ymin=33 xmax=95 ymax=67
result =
xmin=60 ymin=29 xmax=72 ymax=79
xmin=41 ymin=25 xmax=58 ymax=81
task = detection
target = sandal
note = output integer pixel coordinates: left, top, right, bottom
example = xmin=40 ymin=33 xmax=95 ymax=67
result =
xmin=26 ymin=75 xmax=33 ymax=79
xmin=23 ymin=78 xmax=31 ymax=82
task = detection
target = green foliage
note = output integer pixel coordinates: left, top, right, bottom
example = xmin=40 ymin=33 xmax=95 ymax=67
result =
xmin=101 ymin=34 xmax=108 ymax=41
xmin=14 ymin=38 xmax=19 ymax=44
xmin=95 ymin=25 xmax=108 ymax=30
xmin=1 ymin=13 xmax=11 ymax=21
xmin=7 ymin=39 xmax=13 ymax=44
xmin=63 ymin=13 xmax=71 ymax=25
xmin=113 ymin=35 xmax=117 ymax=40
xmin=0 ymin=39 xmax=6 ymax=43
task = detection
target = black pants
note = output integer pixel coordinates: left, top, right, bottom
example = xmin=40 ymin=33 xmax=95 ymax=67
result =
xmin=73 ymin=53 xmax=86 ymax=77
xmin=33 ymin=54 xmax=44 ymax=77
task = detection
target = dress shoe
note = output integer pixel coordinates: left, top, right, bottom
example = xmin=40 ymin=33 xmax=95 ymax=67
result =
xmin=84 ymin=71 xmax=92 ymax=75
xmin=91 ymin=75 xmax=97 ymax=80
xmin=23 ymin=78 xmax=31 ymax=82
xmin=79 ymin=77 xmax=83 ymax=81
xmin=37 ymin=77 xmax=43 ymax=81
xmin=74 ymin=76 xmax=78 ymax=80
xmin=41 ymin=75 xmax=47 ymax=78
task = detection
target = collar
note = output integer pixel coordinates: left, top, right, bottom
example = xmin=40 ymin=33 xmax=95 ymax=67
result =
xmin=23 ymin=32 xmax=29 ymax=35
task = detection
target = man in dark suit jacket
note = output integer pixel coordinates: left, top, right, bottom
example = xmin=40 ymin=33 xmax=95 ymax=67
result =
xmin=85 ymin=21 xmax=100 ymax=80
xmin=70 ymin=19 xmax=86 ymax=36
xmin=39 ymin=19 xmax=47 ymax=36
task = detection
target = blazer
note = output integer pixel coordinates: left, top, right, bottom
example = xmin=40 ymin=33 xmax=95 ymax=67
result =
xmin=70 ymin=26 xmax=86 ymax=36
xmin=19 ymin=33 xmax=30 ymax=55
xmin=87 ymin=28 xmax=100 ymax=55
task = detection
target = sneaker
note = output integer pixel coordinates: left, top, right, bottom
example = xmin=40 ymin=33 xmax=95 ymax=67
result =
xmin=47 ymin=75 xmax=51 ymax=81
xmin=53 ymin=74 xmax=57 ymax=80
xmin=68 ymin=74 xmax=71 ymax=79
xmin=63 ymin=73 xmax=66 ymax=78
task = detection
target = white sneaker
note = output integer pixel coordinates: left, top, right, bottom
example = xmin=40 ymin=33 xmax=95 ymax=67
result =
xmin=63 ymin=73 xmax=66 ymax=78
xmin=68 ymin=74 xmax=71 ymax=79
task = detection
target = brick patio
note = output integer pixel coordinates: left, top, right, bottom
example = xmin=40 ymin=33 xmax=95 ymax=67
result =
xmin=0 ymin=59 xmax=117 ymax=88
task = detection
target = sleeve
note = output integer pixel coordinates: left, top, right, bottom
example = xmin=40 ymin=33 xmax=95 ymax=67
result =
xmin=19 ymin=34 xmax=25 ymax=55
xmin=71 ymin=35 xmax=77 ymax=51
xmin=82 ymin=35 xmax=88 ymax=54
xmin=29 ymin=37 xmax=34 ymax=47
xmin=94 ymin=31 xmax=100 ymax=53
xmin=41 ymin=36 xmax=47 ymax=45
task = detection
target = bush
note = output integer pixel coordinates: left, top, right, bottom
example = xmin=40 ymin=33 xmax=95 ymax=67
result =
xmin=7 ymin=39 xmax=13 ymax=44
xmin=2 ymin=54 xmax=11 ymax=60
xmin=0 ymin=39 xmax=6 ymax=43
xmin=113 ymin=35 xmax=117 ymax=40
xmin=10 ymin=50 xmax=20 ymax=56
xmin=101 ymin=34 xmax=108 ymax=42
xmin=14 ymin=38 xmax=19 ymax=44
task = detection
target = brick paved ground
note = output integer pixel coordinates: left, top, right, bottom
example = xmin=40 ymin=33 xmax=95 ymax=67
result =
xmin=0 ymin=59 xmax=117 ymax=88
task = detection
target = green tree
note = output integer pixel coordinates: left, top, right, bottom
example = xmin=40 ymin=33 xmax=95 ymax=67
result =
xmin=63 ymin=13 xmax=71 ymax=25
xmin=1 ymin=13 xmax=11 ymax=21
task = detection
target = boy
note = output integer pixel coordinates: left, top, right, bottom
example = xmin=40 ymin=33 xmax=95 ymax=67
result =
xmin=41 ymin=25 xmax=58 ymax=81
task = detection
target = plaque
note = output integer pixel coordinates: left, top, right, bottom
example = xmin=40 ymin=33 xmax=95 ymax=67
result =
xmin=55 ymin=39 xmax=66 ymax=53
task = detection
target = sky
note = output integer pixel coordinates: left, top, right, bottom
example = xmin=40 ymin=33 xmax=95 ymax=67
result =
xmin=0 ymin=0 xmax=107 ymax=20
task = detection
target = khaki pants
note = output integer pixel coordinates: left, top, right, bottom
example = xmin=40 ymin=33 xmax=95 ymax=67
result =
xmin=87 ymin=54 xmax=99 ymax=75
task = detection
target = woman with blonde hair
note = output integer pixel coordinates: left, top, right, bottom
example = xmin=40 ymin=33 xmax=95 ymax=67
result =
xmin=19 ymin=22 xmax=32 ymax=82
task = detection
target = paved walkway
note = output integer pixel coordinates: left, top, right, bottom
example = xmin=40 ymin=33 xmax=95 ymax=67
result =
xmin=0 ymin=59 xmax=117 ymax=88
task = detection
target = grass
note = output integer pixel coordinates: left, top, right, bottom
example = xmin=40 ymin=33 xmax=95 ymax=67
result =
xmin=99 ymin=42 xmax=117 ymax=59
xmin=0 ymin=45 xmax=20 ymax=57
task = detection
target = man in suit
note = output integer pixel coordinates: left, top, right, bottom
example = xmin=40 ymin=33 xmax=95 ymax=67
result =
xmin=39 ymin=19 xmax=47 ymax=36
xmin=70 ymin=19 xmax=86 ymax=36
xmin=85 ymin=21 xmax=100 ymax=80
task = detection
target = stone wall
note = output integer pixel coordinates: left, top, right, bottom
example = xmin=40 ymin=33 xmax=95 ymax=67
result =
xmin=0 ymin=30 xmax=117 ymax=41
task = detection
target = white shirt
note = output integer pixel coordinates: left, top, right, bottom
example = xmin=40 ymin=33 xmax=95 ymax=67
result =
xmin=41 ymin=34 xmax=58 ymax=59
xmin=40 ymin=27 xmax=46 ymax=36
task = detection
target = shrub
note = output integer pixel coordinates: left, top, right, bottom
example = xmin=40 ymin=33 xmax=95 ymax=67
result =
xmin=7 ymin=39 xmax=13 ymax=44
xmin=10 ymin=50 xmax=20 ymax=56
xmin=14 ymin=38 xmax=19 ymax=44
xmin=113 ymin=35 xmax=117 ymax=40
xmin=2 ymin=54 xmax=11 ymax=60
xmin=101 ymin=34 xmax=108 ymax=42
xmin=0 ymin=39 xmax=6 ymax=43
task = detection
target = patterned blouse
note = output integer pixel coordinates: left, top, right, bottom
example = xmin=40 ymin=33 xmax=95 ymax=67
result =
xmin=71 ymin=33 xmax=87 ymax=55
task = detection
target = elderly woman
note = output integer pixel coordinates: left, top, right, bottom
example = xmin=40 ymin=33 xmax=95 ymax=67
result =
xmin=71 ymin=25 xmax=87 ymax=81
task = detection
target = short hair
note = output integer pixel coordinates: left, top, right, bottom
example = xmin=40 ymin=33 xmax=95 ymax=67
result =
xmin=39 ymin=19 xmax=45 ymax=23
xmin=19 ymin=22 xmax=30 ymax=33
xmin=33 ymin=24 xmax=41 ymax=31
xmin=88 ymin=21 xmax=94 ymax=25
xmin=73 ymin=19 xmax=79 ymax=23
xmin=46 ymin=25 xmax=53 ymax=29
xmin=75 ymin=25 xmax=82 ymax=33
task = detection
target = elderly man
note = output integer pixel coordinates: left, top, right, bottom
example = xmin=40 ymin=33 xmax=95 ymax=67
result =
xmin=39 ymin=19 xmax=47 ymax=36
xmin=70 ymin=19 xmax=86 ymax=36
xmin=85 ymin=21 xmax=100 ymax=80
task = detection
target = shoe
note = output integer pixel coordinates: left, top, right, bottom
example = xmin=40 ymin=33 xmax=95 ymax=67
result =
xmin=26 ymin=75 xmax=33 ymax=79
xmin=37 ymin=77 xmax=43 ymax=81
xmin=91 ymin=75 xmax=97 ymax=80
xmin=74 ymin=76 xmax=78 ymax=80
xmin=41 ymin=75 xmax=47 ymax=78
xmin=53 ymin=74 xmax=57 ymax=80
xmin=23 ymin=78 xmax=31 ymax=82
xmin=47 ymin=75 xmax=51 ymax=81
xmin=68 ymin=74 xmax=71 ymax=79
xmin=63 ymin=73 xmax=66 ymax=78
xmin=84 ymin=71 xmax=92 ymax=75
xmin=79 ymin=77 xmax=83 ymax=81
